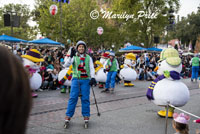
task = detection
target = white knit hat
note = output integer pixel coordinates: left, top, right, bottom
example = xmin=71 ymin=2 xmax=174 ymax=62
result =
xmin=76 ymin=41 xmax=87 ymax=53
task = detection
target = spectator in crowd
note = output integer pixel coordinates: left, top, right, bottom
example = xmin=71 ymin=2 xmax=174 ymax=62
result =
xmin=15 ymin=49 xmax=23 ymax=61
xmin=52 ymin=69 xmax=59 ymax=90
xmin=54 ymin=59 xmax=61 ymax=72
xmin=0 ymin=46 xmax=32 ymax=134
xmin=46 ymin=61 xmax=54 ymax=70
xmin=172 ymin=113 xmax=189 ymax=134
xmin=41 ymin=69 xmax=53 ymax=90
xmin=145 ymin=54 xmax=150 ymax=67
xmin=138 ymin=64 xmax=145 ymax=80
xmin=149 ymin=58 xmax=157 ymax=71
xmin=146 ymin=68 xmax=156 ymax=81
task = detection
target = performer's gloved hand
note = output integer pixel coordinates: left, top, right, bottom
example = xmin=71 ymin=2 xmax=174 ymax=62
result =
xmin=89 ymin=78 xmax=97 ymax=86
xmin=103 ymin=69 xmax=106 ymax=73
xmin=70 ymin=47 xmax=76 ymax=58
xmin=146 ymin=88 xmax=154 ymax=100
xmin=117 ymin=70 xmax=120 ymax=74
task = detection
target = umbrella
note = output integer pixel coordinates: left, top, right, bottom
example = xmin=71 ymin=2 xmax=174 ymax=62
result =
xmin=0 ymin=34 xmax=27 ymax=43
xmin=147 ymin=47 xmax=162 ymax=52
xmin=119 ymin=45 xmax=147 ymax=52
xmin=29 ymin=38 xmax=62 ymax=46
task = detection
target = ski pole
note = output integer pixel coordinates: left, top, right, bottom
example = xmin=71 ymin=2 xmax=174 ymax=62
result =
xmin=169 ymin=104 xmax=200 ymax=119
xmin=165 ymin=101 xmax=170 ymax=134
xmin=91 ymin=86 xmax=101 ymax=116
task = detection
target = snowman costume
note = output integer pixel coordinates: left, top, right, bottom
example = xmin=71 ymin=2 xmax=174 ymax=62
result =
xmin=95 ymin=52 xmax=109 ymax=88
xmin=21 ymin=49 xmax=44 ymax=98
xmin=58 ymin=49 xmax=73 ymax=93
xmin=120 ymin=53 xmax=137 ymax=87
xmin=146 ymin=48 xmax=190 ymax=118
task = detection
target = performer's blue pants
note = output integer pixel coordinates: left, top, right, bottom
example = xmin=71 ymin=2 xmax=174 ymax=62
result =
xmin=66 ymin=78 xmax=90 ymax=117
xmin=192 ymin=66 xmax=199 ymax=80
xmin=105 ymin=71 xmax=117 ymax=89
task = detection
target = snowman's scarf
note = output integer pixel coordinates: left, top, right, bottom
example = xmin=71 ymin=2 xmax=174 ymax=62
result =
xmin=95 ymin=60 xmax=103 ymax=73
xmin=59 ymin=65 xmax=73 ymax=85
xmin=126 ymin=64 xmax=135 ymax=70
xmin=146 ymin=71 xmax=180 ymax=100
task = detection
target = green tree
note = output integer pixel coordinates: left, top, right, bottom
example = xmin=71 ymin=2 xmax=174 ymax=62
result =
xmin=0 ymin=4 xmax=36 ymax=40
xmin=171 ymin=9 xmax=200 ymax=50
xmin=111 ymin=0 xmax=180 ymax=48
xmin=33 ymin=0 xmax=119 ymax=49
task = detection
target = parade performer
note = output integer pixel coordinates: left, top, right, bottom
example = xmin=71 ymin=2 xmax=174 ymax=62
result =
xmin=95 ymin=52 xmax=109 ymax=88
xmin=146 ymin=48 xmax=190 ymax=118
xmin=190 ymin=54 xmax=199 ymax=82
xmin=64 ymin=41 xmax=97 ymax=129
xmin=101 ymin=52 xmax=119 ymax=93
xmin=120 ymin=53 xmax=137 ymax=87
xmin=21 ymin=49 xmax=44 ymax=98
xmin=58 ymin=49 xmax=72 ymax=93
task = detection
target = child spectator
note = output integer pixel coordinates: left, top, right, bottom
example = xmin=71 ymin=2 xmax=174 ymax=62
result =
xmin=46 ymin=61 xmax=54 ymax=70
xmin=52 ymin=69 xmax=59 ymax=90
xmin=146 ymin=68 xmax=156 ymax=81
xmin=54 ymin=59 xmax=61 ymax=72
xmin=172 ymin=113 xmax=190 ymax=134
xmin=41 ymin=69 xmax=53 ymax=89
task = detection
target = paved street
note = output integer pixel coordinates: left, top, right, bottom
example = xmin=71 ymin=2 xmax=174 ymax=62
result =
xmin=27 ymin=79 xmax=200 ymax=134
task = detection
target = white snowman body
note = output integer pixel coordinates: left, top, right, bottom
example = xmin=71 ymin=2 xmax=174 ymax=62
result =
xmin=153 ymin=60 xmax=190 ymax=107
xmin=58 ymin=56 xmax=72 ymax=86
xmin=58 ymin=69 xmax=72 ymax=86
xmin=30 ymin=72 xmax=42 ymax=90
xmin=120 ymin=59 xmax=137 ymax=81
xmin=22 ymin=58 xmax=42 ymax=90
xmin=95 ymin=58 xmax=107 ymax=83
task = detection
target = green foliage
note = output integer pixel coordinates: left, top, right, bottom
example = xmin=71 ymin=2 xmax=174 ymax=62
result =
xmin=0 ymin=4 xmax=36 ymax=40
xmin=111 ymin=0 xmax=179 ymax=48
xmin=33 ymin=0 xmax=121 ymax=49
xmin=171 ymin=10 xmax=200 ymax=49
xmin=32 ymin=0 xmax=180 ymax=49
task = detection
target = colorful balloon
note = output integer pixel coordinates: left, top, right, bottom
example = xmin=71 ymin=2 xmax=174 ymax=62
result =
xmin=50 ymin=5 xmax=58 ymax=16
xmin=97 ymin=27 xmax=103 ymax=35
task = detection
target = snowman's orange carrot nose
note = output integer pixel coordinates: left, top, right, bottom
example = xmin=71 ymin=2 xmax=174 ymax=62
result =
xmin=154 ymin=66 xmax=158 ymax=72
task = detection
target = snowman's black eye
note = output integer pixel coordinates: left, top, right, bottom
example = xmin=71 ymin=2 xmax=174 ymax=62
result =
xmin=158 ymin=63 xmax=161 ymax=66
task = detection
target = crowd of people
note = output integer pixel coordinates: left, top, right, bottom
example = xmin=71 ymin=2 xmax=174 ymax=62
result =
xmin=11 ymin=45 xmax=196 ymax=92
xmin=1 ymin=43 xmax=200 ymax=134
